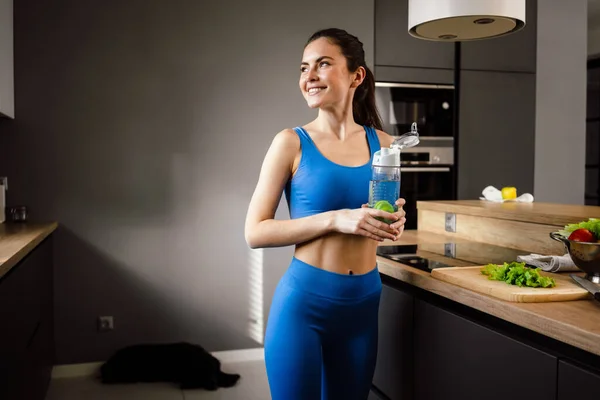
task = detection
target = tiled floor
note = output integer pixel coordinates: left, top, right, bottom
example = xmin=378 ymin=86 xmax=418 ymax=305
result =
xmin=45 ymin=360 xmax=271 ymax=400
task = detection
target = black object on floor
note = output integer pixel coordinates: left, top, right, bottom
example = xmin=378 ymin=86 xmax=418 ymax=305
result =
xmin=100 ymin=342 xmax=241 ymax=390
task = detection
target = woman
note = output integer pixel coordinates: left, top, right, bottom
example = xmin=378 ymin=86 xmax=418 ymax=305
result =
xmin=244 ymin=28 xmax=407 ymax=400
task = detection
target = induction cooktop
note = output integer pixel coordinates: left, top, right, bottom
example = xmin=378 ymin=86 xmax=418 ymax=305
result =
xmin=376 ymin=242 xmax=531 ymax=273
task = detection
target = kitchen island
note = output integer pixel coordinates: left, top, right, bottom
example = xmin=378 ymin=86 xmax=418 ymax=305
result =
xmin=370 ymin=201 xmax=600 ymax=400
xmin=376 ymin=230 xmax=600 ymax=356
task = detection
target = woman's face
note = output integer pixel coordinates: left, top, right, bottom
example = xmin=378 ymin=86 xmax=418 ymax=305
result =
xmin=299 ymin=37 xmax=363 ymax=110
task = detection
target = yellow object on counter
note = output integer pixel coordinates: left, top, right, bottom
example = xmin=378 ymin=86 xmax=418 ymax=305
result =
xmin=501 ymin=187 xmax=517 ymax=200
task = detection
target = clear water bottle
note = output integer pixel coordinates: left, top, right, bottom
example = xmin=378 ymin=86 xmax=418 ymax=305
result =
xmin=369 ymin=148 xmax=401 ymax=212
xmin=369 ymin=123 xmax=420 ymax=215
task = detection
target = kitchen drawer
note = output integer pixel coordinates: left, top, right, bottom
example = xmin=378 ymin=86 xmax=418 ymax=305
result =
xmin=558 ymin=360 xmax=600 ymax=399
xmin=0 ymin=251 xmax=43 ymax=353
xmin=372 ymin=282 xmax=414 ymax=400
xmin=414 ymin=299 xmax=556 ymax=400
xmin=369 ymin=388 xmax=387 ymax=400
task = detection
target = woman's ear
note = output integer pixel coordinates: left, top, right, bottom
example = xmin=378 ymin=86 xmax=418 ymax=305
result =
xmin=351 ymin=66 xmax=367 ymax=88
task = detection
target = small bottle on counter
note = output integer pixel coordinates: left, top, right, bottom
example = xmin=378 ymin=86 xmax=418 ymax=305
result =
xmin=8 ymin=206 xmax=27 ymax=222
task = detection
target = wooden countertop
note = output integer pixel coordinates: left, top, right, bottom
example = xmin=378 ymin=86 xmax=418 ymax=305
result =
xmin=0 ymin=222 xmax=58 ymax=280
xmin=417 ymin=200 xmax=600 ymax=226
xmin=379 ymin=230 xmax=600 ymax=357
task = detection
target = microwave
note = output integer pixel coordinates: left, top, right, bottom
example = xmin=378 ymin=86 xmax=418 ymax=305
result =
xmin=374 ymin=82 xmax=455 ymax=139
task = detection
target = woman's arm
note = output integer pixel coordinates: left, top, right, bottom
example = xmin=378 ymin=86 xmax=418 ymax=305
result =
xmin=245 ymin=129 xmax=399 ymax=249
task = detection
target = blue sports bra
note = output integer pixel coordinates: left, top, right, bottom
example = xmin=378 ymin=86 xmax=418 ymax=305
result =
xmin=284 ymin=126 xmax=381 ymax=219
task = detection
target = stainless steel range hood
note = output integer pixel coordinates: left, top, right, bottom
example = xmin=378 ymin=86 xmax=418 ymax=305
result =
xmin=408 ymin=0 xmax=526 ymax=42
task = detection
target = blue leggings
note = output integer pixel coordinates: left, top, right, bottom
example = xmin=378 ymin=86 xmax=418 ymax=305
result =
xmin=264 ymin=257 xmax=382 ymax=400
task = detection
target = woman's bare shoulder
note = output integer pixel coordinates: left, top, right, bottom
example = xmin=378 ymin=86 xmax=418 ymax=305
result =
xmin=375 ymin=129 xmax=394 ymax=148
xmin=272 ymin=128 xmax=300 ymax=149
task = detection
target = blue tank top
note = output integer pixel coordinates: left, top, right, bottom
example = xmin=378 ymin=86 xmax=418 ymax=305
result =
xmin=285 ymin=126 xmax=381 ymax=219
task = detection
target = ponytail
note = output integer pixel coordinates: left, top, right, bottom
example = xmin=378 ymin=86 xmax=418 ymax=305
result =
xmin=353 ymin=66 xmax=383 ymax=131
xmin=306 ymin=28 xmax=383 ymax=131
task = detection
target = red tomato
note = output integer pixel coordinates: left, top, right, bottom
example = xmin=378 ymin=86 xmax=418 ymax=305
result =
xmin=568 ymin=228 xmax=596 ymax=242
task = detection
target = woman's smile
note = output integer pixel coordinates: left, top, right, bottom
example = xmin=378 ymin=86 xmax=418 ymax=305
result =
xmin=307 ymin=86 xmax=327 ymax=95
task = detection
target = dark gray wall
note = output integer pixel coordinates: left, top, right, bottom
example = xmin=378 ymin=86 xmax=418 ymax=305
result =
xmin=457 ymin=70 xmax=536 ymax=200
xmin=0 ymin=0 xmax=374 ymax=363
xmin=0 ymin=0 xmax=13 ymax=118
xmin=535 ymin=0 xmax=587 ymax=204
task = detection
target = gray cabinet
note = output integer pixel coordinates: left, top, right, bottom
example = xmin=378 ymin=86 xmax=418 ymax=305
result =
xmin=372 ymin=282 xmax=413 ymax=400
xmin=0 ymin=0 xmax=13 ymax=118
xmin=369 ymin=389 xmax=387 ymax=400
xmin=0 ymin=237 xmax=54 ymax=400
xmin=557 ymin=360 xmax=600 ymax=399
xmin=414 ymin=299 xmax=557 ymax=400
xmin=457 ymin=70 xmax=535 ymax=200
xmin=461 ymin=0 xmax=537 ymax=73
xmin=375 ymin=0 xmax=454 ymax=84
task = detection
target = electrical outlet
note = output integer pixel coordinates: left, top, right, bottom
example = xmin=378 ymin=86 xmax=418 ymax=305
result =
xmin=445 ymin=212 xmax=456 ymax=233
xmin=444 ymin=242 xmax=456 ymax=258
xmin=98 ymin=316 xmax=114 ymax=332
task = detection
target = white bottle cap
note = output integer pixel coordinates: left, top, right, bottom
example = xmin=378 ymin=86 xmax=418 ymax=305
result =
xmin=373 ymin=147 xmax=400 ymax=167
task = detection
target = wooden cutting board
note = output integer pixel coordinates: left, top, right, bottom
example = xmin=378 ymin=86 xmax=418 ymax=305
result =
xmin=431 ymin=266 xmax=589 ymax=303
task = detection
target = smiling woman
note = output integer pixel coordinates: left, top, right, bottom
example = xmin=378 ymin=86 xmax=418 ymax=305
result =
xmin=244 ymin=28 xmax=408 ymax=400
xmin=299 ymin=29 xmax=382 ymax=130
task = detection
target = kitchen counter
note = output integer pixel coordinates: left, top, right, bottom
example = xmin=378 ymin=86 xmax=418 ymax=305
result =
xmin=378 ymin=230 xmax=600 ymax=358
xmin=0 ymin=222 xmax=58 ymax=280
xmin=417 ymin=199 xmax=600 ymax=226
xmin=415 ymin=200 xmax=599 ymax=254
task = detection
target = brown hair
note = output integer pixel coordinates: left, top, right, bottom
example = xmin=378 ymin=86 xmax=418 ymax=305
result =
xmin=306 ymin=28 xmax=383 ymax=130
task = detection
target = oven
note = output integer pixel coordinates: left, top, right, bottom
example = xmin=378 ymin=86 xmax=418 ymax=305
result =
xmin=374 ymin=82 xmax=455 ymax=139
xmin=375 ymin=81 xmax=457 ymax=229
xmin=400 ymin=145 xmax=455 ymax=230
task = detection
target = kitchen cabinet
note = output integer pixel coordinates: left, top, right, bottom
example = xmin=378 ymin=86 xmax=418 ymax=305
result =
xmin=461 ymin=0 xmax=537 ymax=73
xmin=374 ymin=65 xmax=454 ymax=86
xmin=375 ymin=0 xmax=454 ymax=84
xmin=457 ymin=70 xmax=535 ymax=200
xmin=0 ymin=0 xmax=13 ymax=118
xmin=369 ymin=389 xmax=387 ymax=400
xmin=0 ymin=237 xmax=54 ymax=400
xmin=372 ymin=282 xmax=414 ymax=400
xmin=414 ymin=299 xmax=557 ymax=400
xmin=557 ymin=360 xmax=600 ymax=399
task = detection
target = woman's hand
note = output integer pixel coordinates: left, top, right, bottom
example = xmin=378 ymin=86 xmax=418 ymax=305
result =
xmin=389 ymin=198 xmax=407 ymax=237
xmin=359 ymin=198 xmax=407 ymax=241
xmin=333 ymin=208 xmax=400 ymax=241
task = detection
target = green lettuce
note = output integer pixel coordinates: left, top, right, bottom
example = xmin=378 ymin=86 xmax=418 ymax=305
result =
xmin=481 ymin=262 xmax=556 ymax=288
xmin=558 ymin=218 xmax=600 ymax=239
